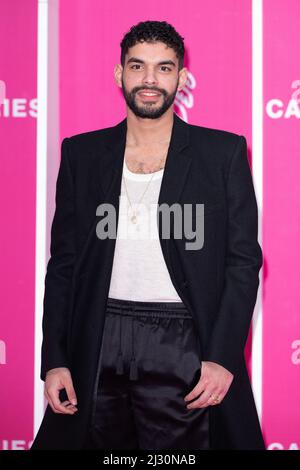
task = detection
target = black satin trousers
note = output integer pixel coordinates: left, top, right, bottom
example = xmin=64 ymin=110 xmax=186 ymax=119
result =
xmin=83 ymin=297 xmax=210 ymax=450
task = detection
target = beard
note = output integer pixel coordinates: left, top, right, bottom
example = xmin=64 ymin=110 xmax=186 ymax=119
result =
xmin=121 ymin=77 xmax=179 ymax=119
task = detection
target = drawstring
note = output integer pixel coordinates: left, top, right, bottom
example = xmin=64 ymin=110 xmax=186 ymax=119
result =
xmin=115 ymin=305 xmax=139 ymax=381
xmin=112 ymin=299 xmax=190 ymax=382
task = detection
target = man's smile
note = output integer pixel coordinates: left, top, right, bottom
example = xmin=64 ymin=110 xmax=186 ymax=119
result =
xmin=137 ymin=90 xmax=162 ymax=100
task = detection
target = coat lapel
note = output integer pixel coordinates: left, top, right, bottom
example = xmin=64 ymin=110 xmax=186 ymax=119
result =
xmin=97 ymin=111 xmax=193 ymax=209
xmin=81 ymin=112 xmax=194 ymax=281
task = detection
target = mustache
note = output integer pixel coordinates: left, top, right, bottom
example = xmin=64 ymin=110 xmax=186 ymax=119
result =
xmin=133 ymin=87 xmax=166 ymax=95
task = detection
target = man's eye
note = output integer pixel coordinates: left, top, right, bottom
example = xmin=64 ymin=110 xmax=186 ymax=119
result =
xmin=130 ymin=65 xmax=171 ymax=71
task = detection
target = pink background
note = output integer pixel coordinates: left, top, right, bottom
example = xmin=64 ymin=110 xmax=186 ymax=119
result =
xmin=0 ymin=0 xmax=37 ymax=450
xmin=262 ymin=0 xmax=300 ymax=450
xmin=0 ymin=0 xmax=299 ymax=451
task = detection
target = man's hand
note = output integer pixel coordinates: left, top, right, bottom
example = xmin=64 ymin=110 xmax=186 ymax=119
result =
xmin=183 ymin=361 xmax=234 ymax=408
xmin=45 ymin=367 xmax=78 ymax=415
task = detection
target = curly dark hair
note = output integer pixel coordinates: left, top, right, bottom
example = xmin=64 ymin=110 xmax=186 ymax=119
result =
xmin=120 ymin=20 xmax=185 ymax=70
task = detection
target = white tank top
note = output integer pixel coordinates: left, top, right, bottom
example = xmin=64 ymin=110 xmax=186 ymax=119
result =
xmin=108 ymin=157 xmax=182 ymax=302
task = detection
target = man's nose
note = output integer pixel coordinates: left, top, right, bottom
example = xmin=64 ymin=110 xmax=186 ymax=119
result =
xmin=142 ymin=68 xmax=158 ymax=86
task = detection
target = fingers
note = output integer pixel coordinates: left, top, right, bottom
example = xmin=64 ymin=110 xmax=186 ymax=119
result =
xmin=183 ymin=378 xmax=224 ymax=409
xmin=184 ymin=377 xmax=206 ymax=403
xmin=44 ymin=370 xmax=78 ymax=415
xmin=186 ymin=390 xmax=223 ymax=409
xmin=184 ymin=361 xmax=233 ymax=409
xmin=46 ymin=387 xmax=77 ymax=414
xmin=44 ymin=389 xmax=58 ymax=413
xmin=186 ymin=389 xmax=213 ymax=409
xmin=65 ymin=382 xmax=78 ymax=407
xmin=61 ymin=400 xmax=78 ymax=413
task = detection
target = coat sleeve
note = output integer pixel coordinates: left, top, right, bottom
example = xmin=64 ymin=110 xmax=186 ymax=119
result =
xmin=203 ymin=135 xmax=263 ymax=376
xmin=40 ymin=137 xmax=76 ymax=381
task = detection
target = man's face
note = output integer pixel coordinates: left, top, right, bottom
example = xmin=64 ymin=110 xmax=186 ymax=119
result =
xmin=116 ymin=41 xmax=186 ymax=119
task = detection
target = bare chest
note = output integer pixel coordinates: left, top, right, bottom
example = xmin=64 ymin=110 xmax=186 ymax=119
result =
xmin=124 ymin=146 xmax=169 ymax=174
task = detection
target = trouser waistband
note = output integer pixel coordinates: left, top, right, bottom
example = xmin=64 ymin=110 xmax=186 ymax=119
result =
xmin=106 ymin=296 xmax=192 ymax=318
xmin=105 ymin=297 xmax=194 ymax=381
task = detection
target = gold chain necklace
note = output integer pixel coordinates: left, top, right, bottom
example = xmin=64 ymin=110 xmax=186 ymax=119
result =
xmin=123 ymin=155 xmax=165 ymax=224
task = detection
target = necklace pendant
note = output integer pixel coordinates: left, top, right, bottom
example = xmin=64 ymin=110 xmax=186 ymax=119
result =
xmin=131 ymin=214 xmax=137 ymax=224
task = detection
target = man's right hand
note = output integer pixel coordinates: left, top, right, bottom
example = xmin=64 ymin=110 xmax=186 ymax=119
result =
xmin=44 ymin=367 xmax=78 ymax=415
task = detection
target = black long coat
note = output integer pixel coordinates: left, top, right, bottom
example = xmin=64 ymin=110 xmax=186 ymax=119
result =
xmin=31 ymin=112 xmax=265 ymax=450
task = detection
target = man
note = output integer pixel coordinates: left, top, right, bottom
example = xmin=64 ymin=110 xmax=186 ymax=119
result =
xmin=31 ymin=21 xmax=265 ymax=450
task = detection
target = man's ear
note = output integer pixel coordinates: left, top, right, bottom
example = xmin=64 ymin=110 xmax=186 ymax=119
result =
xmin=177 ymin=67 xmax=188 ymax=92
xmin=114 ymin=64 xmax=123 ymax=88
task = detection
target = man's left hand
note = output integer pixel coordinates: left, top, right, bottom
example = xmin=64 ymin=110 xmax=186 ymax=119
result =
xmin=183 ymin=361 xmax=234 ymax=408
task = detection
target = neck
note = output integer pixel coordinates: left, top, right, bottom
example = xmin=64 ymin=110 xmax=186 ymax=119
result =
xmin=126 ymin=108 xmax=174 ymax=147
